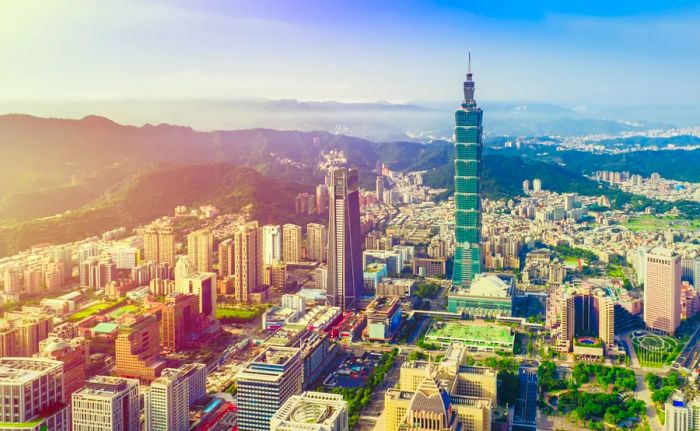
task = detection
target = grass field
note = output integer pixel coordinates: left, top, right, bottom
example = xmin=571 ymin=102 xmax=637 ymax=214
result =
xmin=624 ymin=215 xmax=700 ymax=232
xmin=631 ymin=331 xmax=682 ymax=368
xmin=216 ymin=305 xmax=267 ymax=322
xmin=68 ymin=299 xmax=125 ymax=321
xmin=109 ymin=305 xmax=139 ymax=318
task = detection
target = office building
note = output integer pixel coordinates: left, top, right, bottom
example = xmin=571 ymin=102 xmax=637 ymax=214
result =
xmin=39 ymin=336 xmax=89 ymax=399
xmin=72 ymin=376 xmax=140 ymax=431
xmin=187 ymin=229 xmax=213 ymax=273
xmin=363 ymin=249 xmax=404 ymax=275
xmin=218 ymin=238 xmax=234 ymax=278
xmin=644 ymin=248 xmax=682 ymax=335
xmin=270 ymin=391 xmax=349 ymax=431
xmin=144 ymin=223 xmax=175 ymax=266
xmin=376 ymin=176 xmax=384 ymax=204
xmin=363 ymin=296 xmax=402 ymax=342
xmin=263 ymin=225 xmax=283 ymax=265
xmin=326 ymin=168 xmax=363 ymax=311
xmin=174 ymin=255 xmax=195 ymax=292
xmin=0 ymin=358 xmax=70 ymax=431
xmin=453 ymin=60 xmax=483 ymax=288
xmin=316 ymin=184 xmax=329 ymax=215
xmin=283 ymin=224 xmax=302 ymax=263
xmin=665 ymin=393 xmax=690 ymax=431
xmin=115 ymin=314 xmax=165 ymax=383
xmin=237 ymin=346 xmax=303 ymax=431
xmin=160 ymin=293 xmax=201 ymax=352
xmin=146 ymin=368 xmax=190 ymax=431
xmin=179 ymin=272 xmax=217 ymax=319
xmin=559 ymin=288 xmax=615 ymax=357
xmin=234 ymin=222 xmax=261 ymax=303
xmin=307 ymin=223 xmax=328 ymax=263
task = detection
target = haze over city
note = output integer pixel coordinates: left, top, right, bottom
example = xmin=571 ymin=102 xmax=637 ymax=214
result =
xmin=2 ymin=2 xmax=700 ymax=431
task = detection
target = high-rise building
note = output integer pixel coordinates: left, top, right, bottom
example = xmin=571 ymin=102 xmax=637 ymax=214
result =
xmin=262 ymin=262 xmax=287 ymax=291
xmin=559 ymin=289 xmax=615 ymax=353
xmin=79 ymin=255 xmax=117 ymax=290
xmin=316 ymin=184 xmax=329 ymax=215
xmin=295 ymin=192 xmax=316 ymax=215
xmin=262 ymin=225 xmax=283 ymax=265
xmin=179 ymin=272 xmax=217 ymax=320
xmin=160 ymin=292 xmax=200 ymax=352
xmin=218 ymin=238 xmax=234 ymax=278
xmin=644 ymin=248 xmax=682 ymax=335
xmin=307 ymin=223 xmax=328 ymax=263
xmin=72 ymin=376 xmax=140 ymax=431
xmin=3 ymin=268 xmax=22 ymax=294
xmin=283 ymin=224 xmax=302 ymax=263
xmin=145 ymin=368 xmax=190 ymax=431
xmin=532 ymin=178 xmax=542 ymax=193
xmin=453 ymin=59 xmax=483 ymax=288
xmin=144 ymin=223 xmax=175 ymax=266
xmin=270 ymin=391 xmax=349 ymax=431
xmin=234 ymin=222 xmax=261 ymax=303
xmin=0 ymin=311 xmax=53 ymax=357
xmin=39 ymin=336 xmax=89 ymax=399
xmin=0 ymin=358 xmax=70 ymax=431
xmin=115 ymin=314 xmax=165 ymax=383
xmin=174 ymin=255 xmax=195 ymax=292
xmin=187 ymin=229 xmax=213 ymax=273
xmin=237 ymin=346 xmax=303 ymax=431
xmin=522 ymin=179 xmax=530 ymax=193
xmin=665 ymin=393 xmax=690 ymax=431
xmin=326 ymin=168 xmax=363 ymax=310
xmin=376 ymin=176 xmax=384 ymax=204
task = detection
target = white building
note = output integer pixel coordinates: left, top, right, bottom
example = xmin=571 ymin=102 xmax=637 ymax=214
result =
xmin=146 ymin=369 xmax=190 ymax=431
xmin=0 ymin=358 xmax=71 ymax=431
xmin=72 ymin=376 xmax=140 ymax=431
xmin=270 ymin=391 xmax=349 ymax=431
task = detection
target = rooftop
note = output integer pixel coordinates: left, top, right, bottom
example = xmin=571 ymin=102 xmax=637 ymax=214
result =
xmin=0 ymin=358 xmax=62 ymax=385
xmin=427 ymin=323 xmax=513 ymax=343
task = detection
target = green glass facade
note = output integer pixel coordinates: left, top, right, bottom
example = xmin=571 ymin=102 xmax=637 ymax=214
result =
xmin=452 ymin=70 xmax=483 ymax=288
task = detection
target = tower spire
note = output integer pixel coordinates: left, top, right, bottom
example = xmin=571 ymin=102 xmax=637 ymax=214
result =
xmin=463 ymin=52 xmax=475 ymax=105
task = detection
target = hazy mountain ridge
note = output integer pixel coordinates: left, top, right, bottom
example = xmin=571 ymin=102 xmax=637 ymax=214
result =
xmin=0 ymin=163 xmax=309 ymax=257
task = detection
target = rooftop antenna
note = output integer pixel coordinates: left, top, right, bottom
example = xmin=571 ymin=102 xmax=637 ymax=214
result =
xmin=468 ymin=52 xmax=471 ymax=74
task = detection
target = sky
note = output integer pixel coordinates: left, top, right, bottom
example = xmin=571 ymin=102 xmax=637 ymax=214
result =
xmin=1 ymin=0 xmax=700 ymax=109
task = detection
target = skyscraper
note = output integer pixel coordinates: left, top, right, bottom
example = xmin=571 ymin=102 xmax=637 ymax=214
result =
xmin=218 ymin=238 xmax=234 ymax=278
xmin=187 ymin=229 xmax=213 ymax=273
xmin=144 ymin=223 xmax=175 ymax=266
xmin=316 ymin=184 xmax=329 ymax=215
xmin=306 ymin=223 xmax=328 ymax=263
xmin=283 ymin=223 xmax=302 ymax=263
xmin=326 ymin=167 xmax=363 ymax=310
xmin=453 ymin=56 xmax=483 ymax=288
xmin=376 ymin=175 xmax=384 ymax=204
xmin=72 ymin=376 xmax=140 ymax=431
xmin=234 ymin=221 xmax=261 ymax=303
xmin=237 ymin=346 xmax=302 ymax=431
xmin=262 ymin=225 xmax=283 ymax=265
xmin=644 ymin=248 xmax=682 ymax=335
xmin=174 ymin=255 xmax=195 ymax=292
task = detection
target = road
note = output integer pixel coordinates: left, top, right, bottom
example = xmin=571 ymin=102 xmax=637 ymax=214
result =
xmin=634 ymin=371 xmax=662 ymax=431
xmin=356 ymin=353 xmax=406 ymax=431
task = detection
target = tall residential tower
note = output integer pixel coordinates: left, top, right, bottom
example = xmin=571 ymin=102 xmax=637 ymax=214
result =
xmin=452 ymin=55 xmax=483 ymax=288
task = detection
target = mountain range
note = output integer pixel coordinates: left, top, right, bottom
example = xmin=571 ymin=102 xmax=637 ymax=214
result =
xmin=1 ymin=113 xmax=699 ymax=257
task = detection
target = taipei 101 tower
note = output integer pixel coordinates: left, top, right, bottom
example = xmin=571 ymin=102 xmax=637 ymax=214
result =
xmin=452 ymin=54 xmax=483 ymax=288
